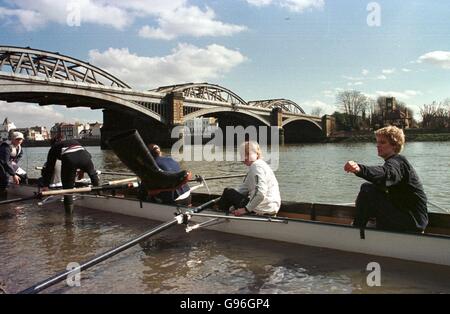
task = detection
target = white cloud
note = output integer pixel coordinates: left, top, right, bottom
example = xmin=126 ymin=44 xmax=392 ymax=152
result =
xmin=88 ymin=44 xmax=247 ymax=90
xmin=302 ymin=100 xmax=336 ymax=115
xmin=342 ymin=75 xmax=362 ymax=81
xmin=0 ymin=7 xmax=46 ymax=30
xmin=417 ymin=51 xmax=450 ymax=69
xmin=382 ymin=68 xmax=396 ymax=75
xmin=138 ymin=6 xmax=246 ymax=40
xmin=1 ymin=0 xmax=131 ymax=30
xmin=0 ymin=102 xmax=102 ymax=128
xmin=246 ymin=0 xmax=324 ymax=12
xmin=375 ymin=90 xmax=422 ymax=100
xmin=347 ymin=81 xmax=363 ymax=87
xmin=0 ymin=0 xmax=245 ymax=39
xmin=0 ymin=101 xmax=64 ymax=128
xmin=401 ymin=68 xmax=411 ymax=72
xmin=362 ymin=69 xmax=370 ymax=76
xmin=246 ymin=0 xmax=274 ymax=6
xmin=376 ymin=75 xmax=387 ymax=80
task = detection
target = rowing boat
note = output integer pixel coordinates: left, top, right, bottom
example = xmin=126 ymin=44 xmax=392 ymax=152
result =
xmin=6 ymin=182 xmax=450 ymax=267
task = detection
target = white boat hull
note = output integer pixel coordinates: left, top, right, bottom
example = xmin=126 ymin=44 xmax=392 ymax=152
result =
xmin=8 ymin=184 xmax=450 ymax=267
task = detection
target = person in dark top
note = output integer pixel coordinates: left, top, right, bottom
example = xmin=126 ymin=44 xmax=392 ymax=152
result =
xmin=147 ymin=144 xmax=191 ymax=205
xmin=41 ymin=136 xmax=100 ymax=211
xmin=0 ymin=132 xmax=24 ymax=200
xmin=344 ymin=126 xmax=428 ymax=233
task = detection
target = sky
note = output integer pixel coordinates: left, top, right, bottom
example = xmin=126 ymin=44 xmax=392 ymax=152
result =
xmin=1 ymin=0 xmax=450 ymax=128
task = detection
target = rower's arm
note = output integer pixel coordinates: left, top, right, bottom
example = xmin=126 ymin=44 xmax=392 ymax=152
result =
xmin=245 ymin=167 xmax=268 ymax=212
xmin=356 ymin=158 xmax=403 ymax=187
xmin=0 ymin=145 xmax=16 ymax=176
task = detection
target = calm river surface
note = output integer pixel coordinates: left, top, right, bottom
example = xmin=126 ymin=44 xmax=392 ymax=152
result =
xmin=1 ymin=142 xmax=449 ymax=294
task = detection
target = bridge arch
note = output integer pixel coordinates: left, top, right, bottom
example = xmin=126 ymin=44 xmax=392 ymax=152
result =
xmin=0 ymin=46 xmax=131 ymax=88
xmin=154 ymin=83 xmax=248 ymax=107
xmin=248 ymin=99 xmax=306 ymax=114
xmin=282 ymin=117 xmax=323 ymax=143
xmin=0 ymin=84 xmax=163 ymax=123
xmin=184 ymin=107 xmax=270 ymax=126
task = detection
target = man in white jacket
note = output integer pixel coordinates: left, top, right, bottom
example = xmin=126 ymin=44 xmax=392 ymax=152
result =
xmin=218 ymin=141 xmax=281 ymax=216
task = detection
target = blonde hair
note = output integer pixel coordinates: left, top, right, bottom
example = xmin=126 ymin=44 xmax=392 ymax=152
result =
xmin=375 ymin=126 xmax=405 ymax=153
xmin=240 ymin=141 xmax=263 ymax=159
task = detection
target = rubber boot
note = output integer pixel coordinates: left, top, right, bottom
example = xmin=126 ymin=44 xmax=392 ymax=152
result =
xmin=107 ymin=129 xmax=191 ymax=190
xmin=64 ymin=195 xmax=74 ymax=215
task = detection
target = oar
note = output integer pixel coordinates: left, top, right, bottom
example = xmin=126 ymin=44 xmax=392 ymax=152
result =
xmin=19 ymin=197 xmax=219 ymax=294
xmin=0 ymin=179 xmax=139 ymax=206
xmin=190 ymin=174 xmax=246 ymax=182
xmin=95 ymin=170 xmax=246 ymax=182
xmin=188 ymin=212 xmax=288 ymax=224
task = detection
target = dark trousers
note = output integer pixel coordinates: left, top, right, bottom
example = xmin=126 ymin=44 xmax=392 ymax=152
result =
xmin=218 ymin=188 xmax=249 ymax=213
xmin=355 ymin=183 xmax=422 ymax=233
xmin=0 ymin=164 xmax=9 ymax=190
xmin=61 ymin=150 xmax=99 ymax=189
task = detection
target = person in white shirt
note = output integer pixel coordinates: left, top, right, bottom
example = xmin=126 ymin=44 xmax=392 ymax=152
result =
xmin=218 ymin=141 xmax=281 ymax=216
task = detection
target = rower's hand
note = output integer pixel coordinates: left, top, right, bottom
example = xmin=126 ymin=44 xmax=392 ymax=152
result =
xmin=13 ymin=175 xmax=20 ymax=185
xmin=232 ymin=208 xmax=247 ymax=216
xmin=41 ymin=187 xmax=49 ymax=192
xmin=344 ymin=161 xmax=360 ymax=174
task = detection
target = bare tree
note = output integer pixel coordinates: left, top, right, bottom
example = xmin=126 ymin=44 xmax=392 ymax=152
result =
xmin=420 ymin=100 xmax=450 ymax=129
xmin=336 ymin=90 xmax=369 ymax=129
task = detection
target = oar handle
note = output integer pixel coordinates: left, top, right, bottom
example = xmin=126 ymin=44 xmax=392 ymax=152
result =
xmin=106 ymin=177 xmax=138 ymax=186
xmin=40 ymin=187 xmax=93 ymax=196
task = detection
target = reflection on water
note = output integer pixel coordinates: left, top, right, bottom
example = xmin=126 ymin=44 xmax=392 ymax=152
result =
xmin=0 ymin=201 xmax=449 ymax=294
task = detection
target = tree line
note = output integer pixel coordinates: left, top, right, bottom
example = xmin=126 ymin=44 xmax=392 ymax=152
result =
xmin=311 ymin=90 xmax=450 ymax=131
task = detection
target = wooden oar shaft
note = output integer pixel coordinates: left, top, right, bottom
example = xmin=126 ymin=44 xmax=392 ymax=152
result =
xmin=40 ymin=182 xmax=138 ymax=197
xmin=19 ymin=216 xmax=182 ymax=294
xmin=106 ymin=177 xmax=138 ymax=186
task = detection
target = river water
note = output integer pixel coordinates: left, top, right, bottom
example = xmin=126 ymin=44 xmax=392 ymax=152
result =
xmin=0 ymin=142 xmax=449 ymax=294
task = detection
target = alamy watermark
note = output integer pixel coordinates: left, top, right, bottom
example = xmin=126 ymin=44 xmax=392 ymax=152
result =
xmin=366 ymin=262 xmax=381 ymax=287
xmin=170 ymin=125 xmax=280 ymax=171
xmin=67 ymin=1 xmax=81 ymax=27
xmin=66 ymin=262 xmax=81 ymax=287
xmin=367 ymin=2 xmax=381 ymax=27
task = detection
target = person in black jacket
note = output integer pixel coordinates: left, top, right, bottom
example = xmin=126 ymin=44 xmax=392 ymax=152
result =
xmin=41 ymin=136 xmax=99 ymax=211
xmin=0 ymin=132 xmax=24 ymax=200
xmin=344 ymin=126 xmax=428 ymax=233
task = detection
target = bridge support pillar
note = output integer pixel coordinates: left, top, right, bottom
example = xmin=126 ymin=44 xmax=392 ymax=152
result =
xmin=101 ymin=109 xmax=173 ymax=149
xmin=270 ymin=107 xmax=284 ymax=145
xmin=322 ymin=115 xmax=336 ymax=137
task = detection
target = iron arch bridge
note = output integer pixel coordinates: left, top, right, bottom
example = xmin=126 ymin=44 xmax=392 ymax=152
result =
xmin=248 ymin=99 xmax=306 ymax=114
xmin=0 ymin=46 xmax=325 ymax=144
xmin=0 ymin=46 xmax=130 ymax=88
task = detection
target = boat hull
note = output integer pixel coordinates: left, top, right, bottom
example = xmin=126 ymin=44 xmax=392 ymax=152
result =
xmin=7 ymin=184 xmax=450 ymax=267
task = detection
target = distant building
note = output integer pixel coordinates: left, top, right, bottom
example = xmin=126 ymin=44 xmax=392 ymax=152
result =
xmin=50 ymin=122 xmax=85 ymax=140
xmin=1 ymin=117 xmax=16 ymax=141
xmin=374 ymin=97 xmax=412 ymax=129
xmin=51 ymin=122 xmax=102 ymax=140
xmin=80 ymin=122 xmax=102 ymax=139
xmin=29 ymin=126 xmax=49 ymax=141
xmin=185 ymin=117 xmax=218 ymax=137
